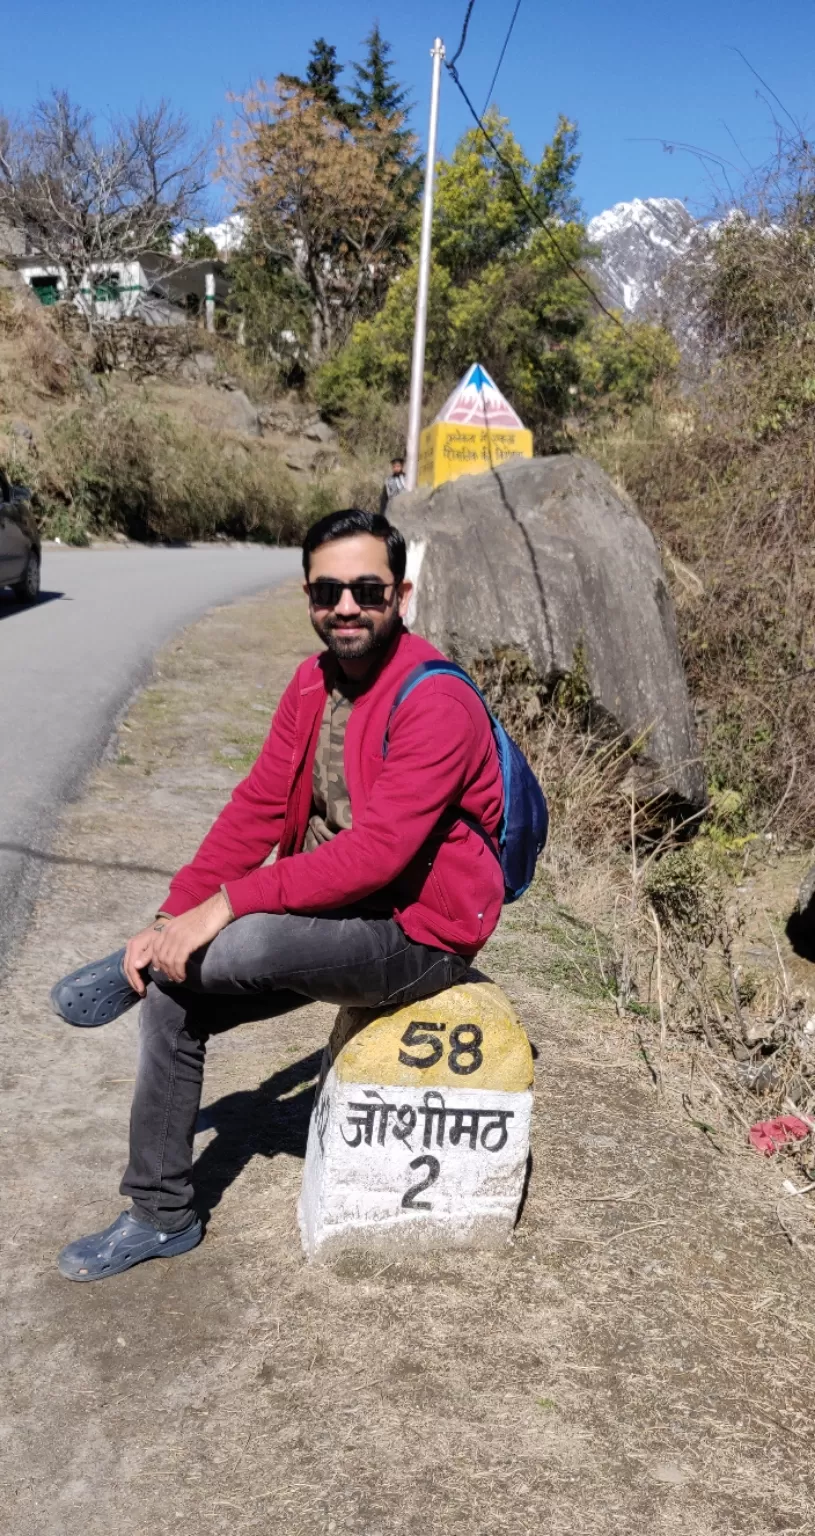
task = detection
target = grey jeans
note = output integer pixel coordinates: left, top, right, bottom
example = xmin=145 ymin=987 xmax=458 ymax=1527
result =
xmin=121 ymin=911 xmax=468 ymax=1230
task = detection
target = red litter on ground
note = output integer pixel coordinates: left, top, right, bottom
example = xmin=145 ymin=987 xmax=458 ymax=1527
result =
xmin=748 ymin=1116 xmax=813 ymax=1156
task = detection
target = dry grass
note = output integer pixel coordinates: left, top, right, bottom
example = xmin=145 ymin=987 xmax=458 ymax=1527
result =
xmin=473 ymin=638 xmax=815 ymax=1183
xmin=518 ymin=772 xmax=815 ymax=1184
xmin=598 ymin=390 xmax=815 ymax=839
xmin=575 ymin=209 xmax=815 ymax=1150
xmin=588 ymin=192 xmax=815 ymax=843
xmin=0 ymin=292 xmax=354 ymax=545
xmin=0 ymin=285 xmax=75 ymax=406
xmin=34 ymin=396 xmax=310 ymax=543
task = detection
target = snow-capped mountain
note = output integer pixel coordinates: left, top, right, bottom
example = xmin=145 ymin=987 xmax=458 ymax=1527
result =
xmin=587 ymin=197 xmax=699 ymax=319
xmin=587 ymin=197 xmax=716 ymax=364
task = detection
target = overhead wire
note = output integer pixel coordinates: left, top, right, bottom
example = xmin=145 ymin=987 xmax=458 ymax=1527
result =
xmin=448 ymin=0 xmax=477 ymax=71
xmin=448 ymin=59 xmax=672 ymax=355
xmin=481 ymin=0 xmax=523 ymax=118
xmin=445 ymin=0 xmax=693 ymax=382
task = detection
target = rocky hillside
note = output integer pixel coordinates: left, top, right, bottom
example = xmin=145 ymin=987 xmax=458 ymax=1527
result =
xmin=587 ymin=198 xmax=696 ymax=315
xmin=587 ymin=197 xmax=713 ymax=363
xmin=0 ymin=283 xmax=375 ymax=544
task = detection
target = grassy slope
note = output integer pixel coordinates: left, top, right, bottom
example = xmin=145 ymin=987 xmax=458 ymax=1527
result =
xmin=0 ymin=286 xmax=382 ymax=545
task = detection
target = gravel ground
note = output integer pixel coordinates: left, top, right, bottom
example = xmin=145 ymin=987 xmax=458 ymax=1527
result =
xmin=0 ymin=581 xmax=813 ymax=1536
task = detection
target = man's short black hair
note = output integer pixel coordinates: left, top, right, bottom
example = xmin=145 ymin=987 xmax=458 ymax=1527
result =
xmin=302 ymin=508 xmax=407 ymax=583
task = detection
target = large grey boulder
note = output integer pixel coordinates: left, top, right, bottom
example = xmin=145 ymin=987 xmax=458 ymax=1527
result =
xmin=218 ymin=386 xmax=261 ymax=437
xmin=397 ymin=455 xmax=705 ymax=812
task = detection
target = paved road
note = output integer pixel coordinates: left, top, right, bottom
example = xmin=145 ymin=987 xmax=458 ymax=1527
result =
xmin=0 ymin=545 xmax=301 ymax=968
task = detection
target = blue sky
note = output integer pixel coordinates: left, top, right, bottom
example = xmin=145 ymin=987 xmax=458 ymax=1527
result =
xmin=3 ymin=1 xmax=813 ymax=219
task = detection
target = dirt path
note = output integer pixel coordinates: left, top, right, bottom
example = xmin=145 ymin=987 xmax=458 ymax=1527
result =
xmin=1 ymin=582 xmax=813 ymax=1536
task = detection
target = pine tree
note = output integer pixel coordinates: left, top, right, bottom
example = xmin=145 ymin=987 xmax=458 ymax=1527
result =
xmin=306 ymin=38 xmax=343 ymax=111
xmin=280 ymin=38 xmax=344 ymax=118
xmin=346 ymin=24 xmax=420 ymax=271
xmin=350 ymin=22 xmax=418 ymax=233
xmin=352 ymin=23 xmax=408 ymax=125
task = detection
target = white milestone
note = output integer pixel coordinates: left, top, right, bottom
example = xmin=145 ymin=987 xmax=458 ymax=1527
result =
xmin=299 ymin=978 xmax=534 ymax=1259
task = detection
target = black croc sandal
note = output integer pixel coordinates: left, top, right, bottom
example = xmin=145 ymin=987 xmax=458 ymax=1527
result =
xmin=58 ymin=1210 xmax=203 ymax=1281
xmin=50 ymin=948 xmax=139 ymax=1027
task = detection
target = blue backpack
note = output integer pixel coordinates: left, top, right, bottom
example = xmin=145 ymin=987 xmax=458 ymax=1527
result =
xmin=383 ymin=659 xmax=549 ymax=903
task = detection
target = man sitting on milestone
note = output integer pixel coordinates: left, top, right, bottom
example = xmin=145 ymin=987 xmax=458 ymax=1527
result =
xmin=53 ymin=508 xmax=505 ymax=1281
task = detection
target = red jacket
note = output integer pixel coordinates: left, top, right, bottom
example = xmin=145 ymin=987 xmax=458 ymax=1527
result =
xmin=161 ymin=627 xmax=505 ymax=956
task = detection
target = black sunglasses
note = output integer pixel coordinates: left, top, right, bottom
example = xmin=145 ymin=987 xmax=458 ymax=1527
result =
xmin=308 ymin=578 xmax=395 ymax=610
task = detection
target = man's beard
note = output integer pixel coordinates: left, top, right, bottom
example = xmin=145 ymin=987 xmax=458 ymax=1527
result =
xmin=311 ymin=605 xmax=402 ymax=662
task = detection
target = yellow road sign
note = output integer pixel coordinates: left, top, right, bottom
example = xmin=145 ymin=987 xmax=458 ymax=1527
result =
xmin=418 ymin=421 xmax=533 ymax=487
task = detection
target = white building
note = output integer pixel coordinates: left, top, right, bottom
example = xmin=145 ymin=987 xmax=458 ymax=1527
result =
xmin=8 ymin=250 xmax=230 ymax=330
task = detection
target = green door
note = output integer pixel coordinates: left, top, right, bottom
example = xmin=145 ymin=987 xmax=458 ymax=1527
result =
xmin=30 ymin=276 xmax=60 ymax=306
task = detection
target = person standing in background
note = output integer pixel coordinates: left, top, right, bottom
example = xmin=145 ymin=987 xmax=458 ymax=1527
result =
xmin=379 ymin=455 xmax=406 ymax=514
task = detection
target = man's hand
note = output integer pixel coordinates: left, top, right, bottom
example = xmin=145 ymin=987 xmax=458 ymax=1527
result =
xmin=123 ymin=923 xmax=165 ymax=996
xmin=150 ymin=891 xmax=233 ymax=985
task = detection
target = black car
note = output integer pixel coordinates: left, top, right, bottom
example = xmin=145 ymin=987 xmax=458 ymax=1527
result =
xmin=0 ymin=469 xmax=40 ymax=603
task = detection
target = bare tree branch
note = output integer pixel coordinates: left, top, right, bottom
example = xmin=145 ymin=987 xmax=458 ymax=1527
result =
xmin=0 ymin=90 xmax=210 ymax=326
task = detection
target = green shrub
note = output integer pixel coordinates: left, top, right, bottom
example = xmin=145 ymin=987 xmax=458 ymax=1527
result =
xmin=39 ymin=503 xmax=92 ymax=546
xmin=574 ymin=317 xmax=679 ymax=412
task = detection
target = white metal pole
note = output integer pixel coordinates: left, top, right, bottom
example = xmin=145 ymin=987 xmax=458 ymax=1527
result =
xmin=404 ymin=37 xmax=445 ymax=493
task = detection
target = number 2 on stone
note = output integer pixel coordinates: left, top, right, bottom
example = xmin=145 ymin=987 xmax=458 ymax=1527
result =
xmin=401 ymin=1154 xmax=440 ymax=1210
xmin=398 ymin=1020 xmax=484 ymax=1075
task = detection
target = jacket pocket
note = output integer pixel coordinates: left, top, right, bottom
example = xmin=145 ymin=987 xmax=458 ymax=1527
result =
xmin=428 ymin=865 xmax=453 ymax=920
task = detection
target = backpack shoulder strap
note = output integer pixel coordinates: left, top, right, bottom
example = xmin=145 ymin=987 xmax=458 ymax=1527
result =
xmin=382 ymin=659 xmax=508 ymax=859
xmin=382 ymin=660 xmax=485 ymax=757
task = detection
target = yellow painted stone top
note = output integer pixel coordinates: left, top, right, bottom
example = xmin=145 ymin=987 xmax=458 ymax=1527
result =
xmin=330 ymin=980 xmax=533 ymax=1093
xmin=418 ymin=421 xmax=533 ymax=487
